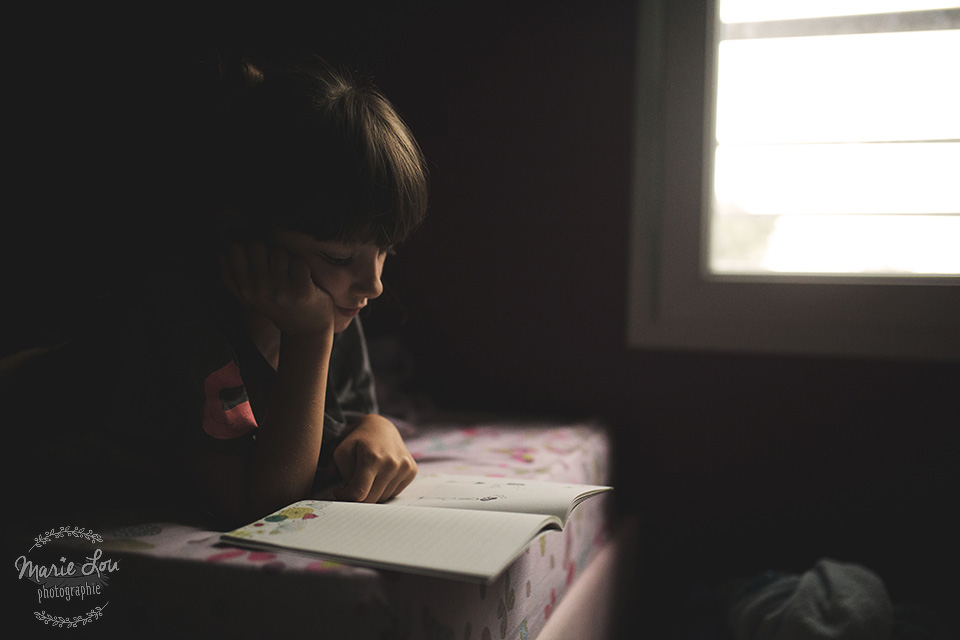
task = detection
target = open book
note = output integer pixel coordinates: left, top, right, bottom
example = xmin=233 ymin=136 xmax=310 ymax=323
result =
xmin=220 ymin=473 xmax=612 ymax=583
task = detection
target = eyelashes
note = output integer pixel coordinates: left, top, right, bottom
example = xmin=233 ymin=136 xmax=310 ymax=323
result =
xmin=318 ymin=252 xmax=352 ymax=266
xmin=317 ymin=247 xmax=394 ymax=267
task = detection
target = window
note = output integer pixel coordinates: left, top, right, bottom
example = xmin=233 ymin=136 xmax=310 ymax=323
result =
xmin=627 ymin=0 xmax=960 ymax=360
xmin=711 ymin=0 xmax=960 ymax=277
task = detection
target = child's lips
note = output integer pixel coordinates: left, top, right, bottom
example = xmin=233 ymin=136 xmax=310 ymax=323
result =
xmin=335 ymin=306 xmax=363 ymax=318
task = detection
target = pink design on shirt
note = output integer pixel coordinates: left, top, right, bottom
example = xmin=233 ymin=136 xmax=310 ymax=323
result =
xmin=202 ymin=361 xmax=257 ymax=439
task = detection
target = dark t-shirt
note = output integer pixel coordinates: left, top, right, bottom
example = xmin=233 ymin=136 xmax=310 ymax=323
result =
xmin=8 ymin=265 xmax=378 ymax=514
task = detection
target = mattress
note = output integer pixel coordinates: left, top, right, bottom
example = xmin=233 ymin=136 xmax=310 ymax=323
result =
xmin=36 ymin=418 xmax=614 ymax=639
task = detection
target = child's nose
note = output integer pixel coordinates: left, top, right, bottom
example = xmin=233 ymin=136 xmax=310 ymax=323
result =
xmin=352 ymin=255 xmax=384 ymax=299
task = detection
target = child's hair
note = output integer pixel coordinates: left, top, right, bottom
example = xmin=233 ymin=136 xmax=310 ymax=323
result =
xmin=205 ymin=51 xmax=428 ymax=248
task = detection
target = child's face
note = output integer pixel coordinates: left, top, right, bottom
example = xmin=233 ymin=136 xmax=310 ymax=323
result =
xmin=273 ymin=230 xmax=388 ymax=333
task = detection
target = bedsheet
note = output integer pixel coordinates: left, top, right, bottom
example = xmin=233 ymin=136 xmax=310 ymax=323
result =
xmin=39 ymin=418 xmax=613 ymax=639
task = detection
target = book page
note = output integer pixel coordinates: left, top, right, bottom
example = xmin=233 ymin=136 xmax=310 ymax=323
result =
xmin=222 ymin=499 xmax=558 ymax=583
xmin=387 ymin=474 xmax=611 ymax=523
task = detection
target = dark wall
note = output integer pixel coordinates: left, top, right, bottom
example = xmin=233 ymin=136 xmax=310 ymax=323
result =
xmin=7 ymin=0 xmax=958 ymax=629
xmin=311 ymin=1 xmax=959 ymax=619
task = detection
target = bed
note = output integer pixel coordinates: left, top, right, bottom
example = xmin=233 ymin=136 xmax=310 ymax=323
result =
xmin=36 ymin=417 xmax=615 ymax=639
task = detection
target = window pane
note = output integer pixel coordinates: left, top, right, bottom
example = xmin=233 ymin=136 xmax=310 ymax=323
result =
xmin=714 ymin=143 xmax=960 ymax=215
xmin=708 ymin=3 xmax=960 ymax=277
xmin=716 ymin=30 xmax=960 ymax=144
xmin=721 ymin=0 xmax=960 ymax=23
xmin=710 ymin=214 xmax=960 ymax=275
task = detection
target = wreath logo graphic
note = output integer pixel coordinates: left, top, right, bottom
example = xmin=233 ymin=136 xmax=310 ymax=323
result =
xmin=14 ymin=526 xmax=119 ymax=629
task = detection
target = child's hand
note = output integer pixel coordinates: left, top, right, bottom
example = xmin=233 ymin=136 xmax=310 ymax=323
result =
xmin=333 ymin=415 xmax=418 ymax=503
xmin=221 ymin=241 xmax=336 ymax=336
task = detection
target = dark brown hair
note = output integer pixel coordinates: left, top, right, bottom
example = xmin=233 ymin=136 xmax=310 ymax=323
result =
xmin=209 ymin=52 xmax=428 ymax=248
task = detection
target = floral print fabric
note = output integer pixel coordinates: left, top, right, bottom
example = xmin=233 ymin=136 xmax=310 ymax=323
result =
xmin=98 ymin=419 xmax=613 ymax=639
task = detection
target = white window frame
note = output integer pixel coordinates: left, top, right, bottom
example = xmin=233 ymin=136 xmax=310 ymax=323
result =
xmin=626 ymin=0 xmax=960 ymax=361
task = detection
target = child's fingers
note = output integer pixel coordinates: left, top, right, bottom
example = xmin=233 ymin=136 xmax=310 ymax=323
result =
xmin=375 ymin=452 xmax=417 ymax=502
xmin=332 ymin=417 xmax=416 ymax=503
xmin=381 ymin=467 xmax=416 ymax=502
xmin=338 ymin=455 xmax=414 ymax=503
xmin=333 ymin=439 xmax=393 ymax=503
xmin=288 ymin=255 xmax=314 ymax=286
xmin=336 ymin=462 xmax=377 ymax=503
xmin=332 ymin=440 xmax=358 ymax=494
xmin=267 ymin=245 xmax=291 ymax=280
xmin=363 ymin=468 xmax=397 ymax=504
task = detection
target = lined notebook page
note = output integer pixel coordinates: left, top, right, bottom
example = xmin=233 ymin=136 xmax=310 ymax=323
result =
xmin=388 ymin=474 xmax=611 ymax=523
xmin=227 ymin=500 xmax=558 ymax=582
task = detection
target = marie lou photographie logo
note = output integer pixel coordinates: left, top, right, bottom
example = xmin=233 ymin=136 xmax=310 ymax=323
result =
xmin=13 ymin=526 xmax=120 ymax=629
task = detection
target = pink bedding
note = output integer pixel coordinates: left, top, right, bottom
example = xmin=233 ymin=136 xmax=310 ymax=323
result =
xmin=90 ymin=418 xmax=614 ymax=638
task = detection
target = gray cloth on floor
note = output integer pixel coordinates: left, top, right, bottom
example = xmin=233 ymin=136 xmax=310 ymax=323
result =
xmin=729 ymin=558 xmax=893 ymax=640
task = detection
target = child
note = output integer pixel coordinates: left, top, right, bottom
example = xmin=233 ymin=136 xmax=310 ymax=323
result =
xmin=9 ymin=51 xmax=428 ymax=527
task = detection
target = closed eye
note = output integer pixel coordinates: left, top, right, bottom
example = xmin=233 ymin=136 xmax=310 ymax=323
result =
xmin=318 ymin=252 xmax=351 ymax=266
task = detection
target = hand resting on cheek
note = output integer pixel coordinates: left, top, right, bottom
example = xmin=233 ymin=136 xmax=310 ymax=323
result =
xmin=220 ymin=241 xmax=337 ymax=337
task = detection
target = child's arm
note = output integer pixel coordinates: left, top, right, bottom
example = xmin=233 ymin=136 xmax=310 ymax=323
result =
xmin=194 ymin=242 xmax=417 ymax=522
xmin=198 ymin=242 xmax=336 ymax=521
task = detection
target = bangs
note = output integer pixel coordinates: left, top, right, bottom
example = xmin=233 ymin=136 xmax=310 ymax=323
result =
xmin=292 ymin=103 xmax=429 ymax=248
xmin=224 ymin=59 xmax=428 ymax=247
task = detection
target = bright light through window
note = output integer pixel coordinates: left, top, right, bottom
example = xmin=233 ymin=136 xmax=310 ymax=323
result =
xmin=708 ymin=2 xmax=960 ymax=277
xmin=721 ymin=0 xmax=960 ymax=23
